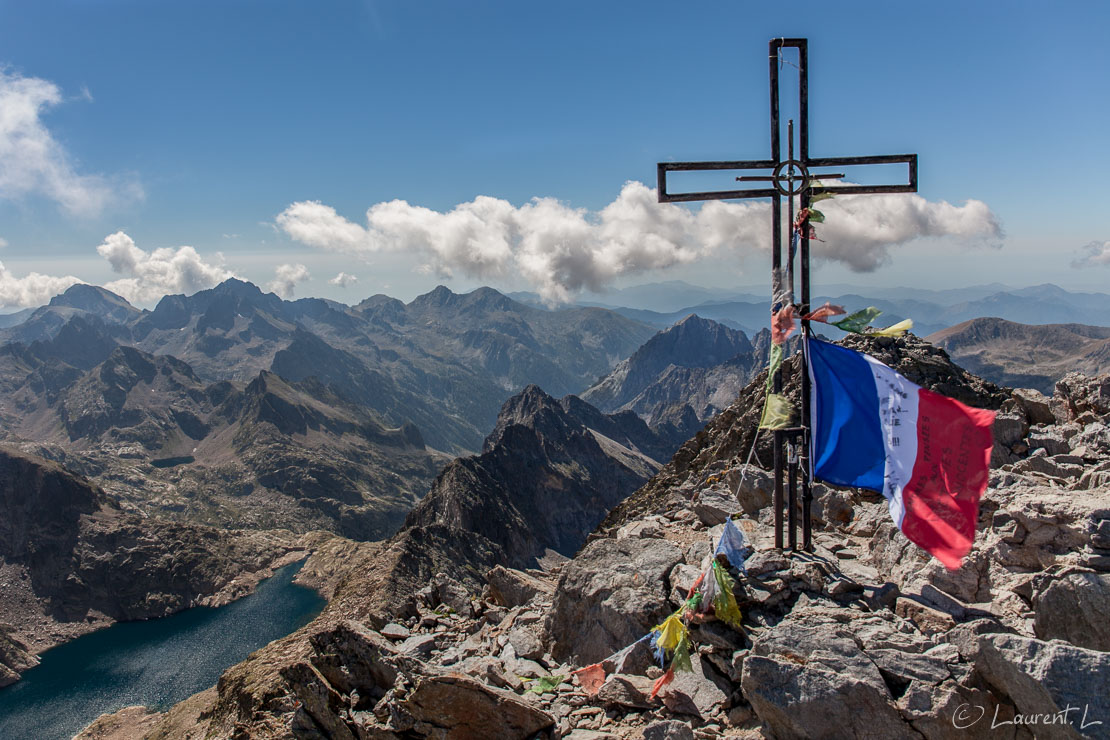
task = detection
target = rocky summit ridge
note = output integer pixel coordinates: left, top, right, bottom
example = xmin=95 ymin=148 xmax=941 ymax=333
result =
xmin=82 ymin=334 xmax=1110 ymax=740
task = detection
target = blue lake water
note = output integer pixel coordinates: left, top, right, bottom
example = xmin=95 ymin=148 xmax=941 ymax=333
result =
xmin=0 ymin=560 xmax=324 ymax=740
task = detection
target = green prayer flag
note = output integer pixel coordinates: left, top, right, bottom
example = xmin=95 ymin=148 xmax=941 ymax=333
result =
xmin=809 ymin=184 xmax=833 ymax=203
xmin=525 ymin=675 xmax=565 ymax=694
xmin=806 ymin=208 xmax=825 ymax=223
xmin=671 ymin=638 xmax=693 ymax=673
xmin=765 ymin=342 xmax=783 ymax=392
xmin=832 ymin=306 xmax=883 ymax=334
xmin=759 ymin=393 xmax=793 ymax=430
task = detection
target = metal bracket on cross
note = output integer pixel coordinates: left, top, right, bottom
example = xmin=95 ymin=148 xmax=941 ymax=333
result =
xmin=656 ymin=38 xmax=919 ymax=552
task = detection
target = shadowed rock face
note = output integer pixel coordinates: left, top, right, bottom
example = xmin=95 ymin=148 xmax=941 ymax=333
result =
xmin=405 ymin=384 xmax=672 ymax=570
xmin=0 ymin=447 xmax=303 ymax=685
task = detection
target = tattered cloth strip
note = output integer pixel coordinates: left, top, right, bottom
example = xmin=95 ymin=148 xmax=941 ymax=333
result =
xmin=525 ymin=674 xmax=564 ymax=694
xmin=715 ymin=518 xmax=751 ymax=572
xmin=759 ymin=392 xmax=793 ymax=430
xmin=771 ymin=267 xmax=791 ymax=312
xmin=650 ymin=666 xmax=676 ymax=699
xmin=766 ymin=343 xmax=783 ymax=392
xmin=772 ymin=305 xmax=797 ymax=345
xmin=804 ymin=302 xmax=845 ymax=323
xmin=573 ymin=663 xmax=606 ymax=696
xmin=775 ymin=304 xmax=913 ymax=339
xmin=710 ymin=561 xmax=744 ymax=629
xmin=870 ymin=318 xmax=913 ymax=337
xmin=569 ymin=634 xmax=652 ymax=696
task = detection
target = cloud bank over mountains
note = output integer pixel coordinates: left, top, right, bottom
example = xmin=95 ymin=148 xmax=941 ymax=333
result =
xmin=276 ymin=181 xmax=1002 ymax=302
xmin=0 ymin=69 xmax=140 ymax=216
xmin=0 ymin=262 xmax=81 ymax=309
xmin=0 ymin=183 xmax=1002 ymax=309
xmin=97 ymin=231 xmax=235 ymax=305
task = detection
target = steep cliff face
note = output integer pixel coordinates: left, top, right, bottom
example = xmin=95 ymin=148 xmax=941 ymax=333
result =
xmin=0 ymin=447 xmax=304 ymax=685
xmin=406 ymin=385 xmax=666 ymax=570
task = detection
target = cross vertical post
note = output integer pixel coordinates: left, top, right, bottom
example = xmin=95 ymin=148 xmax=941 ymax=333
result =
xmin=656 ymin=38 xmax=918 ymax=552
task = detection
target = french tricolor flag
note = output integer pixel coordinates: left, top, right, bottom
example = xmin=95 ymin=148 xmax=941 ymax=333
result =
xmin=806 ymin=338 xmax=996 ymax=569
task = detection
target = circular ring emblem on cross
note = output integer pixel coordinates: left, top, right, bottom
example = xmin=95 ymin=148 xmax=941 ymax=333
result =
xmin=772 ymin=159 xmax=811 ymax=196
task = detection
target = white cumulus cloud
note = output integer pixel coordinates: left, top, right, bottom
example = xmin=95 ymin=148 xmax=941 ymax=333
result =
xmin=1072 ymin=240 xmax=1110 ymax=268
xmin=268 ymin=263 xmax=310 ymax=299
xmin=0 ymin=261 xmax=82 ymax=308
xmin=0 ymin=69 xmax=140 ymax=216
xmin=97 ymin=231 xmax=235 ymax=305
xmin=329 ymin=271 xmax=358 ymax=288
xmin=276 ymin=181 xmax=1001 ymax=303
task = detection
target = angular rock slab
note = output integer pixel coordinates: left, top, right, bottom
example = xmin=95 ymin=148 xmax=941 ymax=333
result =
xmin=740 ymin=605 xmax=912 ymax=739
xmin=1033 ymin=571 xmax=1110 ymax=652
xmin=398 ymin=674 xmax=554 ymax=738
xmin=486 ymin=565 xmax=554 ymax=608
xmin=546 ymin=537 xmax=682 ymax=664
xmin=974 ymin=634 xmax=1110 ymax=740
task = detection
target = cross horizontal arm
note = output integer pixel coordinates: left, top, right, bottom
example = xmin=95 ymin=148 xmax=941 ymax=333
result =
xmin=658 ymin=160 xmax=779 ymax=203
xmin=805 ymin=154 xmax=917 ymax=194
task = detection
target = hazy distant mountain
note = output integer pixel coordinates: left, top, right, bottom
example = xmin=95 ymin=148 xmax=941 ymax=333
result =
xmin=589 ymin=283 xmax=1110 ymax=342
xmin=927 ymin=317 xmax=1110 ymax=394
xmin=0 ymin=308 xmax=35 ymax=329
xmin=1 ymin=280 xmax=656 ymax=454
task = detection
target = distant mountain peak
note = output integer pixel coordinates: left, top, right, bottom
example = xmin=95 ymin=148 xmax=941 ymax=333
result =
xmin=212 ymin=277 xmax=266 ymax=299
xmin=410 ymin=285 xmax=457 ymax=307
xmin=47 ymin=284 xmax=140 ymax=324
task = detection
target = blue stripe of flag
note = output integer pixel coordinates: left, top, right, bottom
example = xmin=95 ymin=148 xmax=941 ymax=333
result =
xmin=808 ymin=338 xmax=886 ymax=493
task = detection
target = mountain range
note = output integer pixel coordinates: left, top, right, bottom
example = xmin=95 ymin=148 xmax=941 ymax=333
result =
xmin=0 ymin=280 xmax=665 ymax=539
xmin=509 ymin=280 xmax=1110 ymax=339
xmin=927 ymin=317 xmax=1110 ymax=394
xmin=2 ymin=280 xmax=656 ymax=454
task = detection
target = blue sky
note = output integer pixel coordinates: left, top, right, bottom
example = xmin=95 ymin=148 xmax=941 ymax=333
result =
xmin=0 ymin=0 xmax=1108 ymax=307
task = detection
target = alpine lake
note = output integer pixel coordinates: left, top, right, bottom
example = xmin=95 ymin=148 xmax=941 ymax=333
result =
xmin=0 ymin=560 xmax=324 ymax=740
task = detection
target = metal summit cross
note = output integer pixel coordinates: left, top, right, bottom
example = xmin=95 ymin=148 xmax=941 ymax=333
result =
xmin=657 ymin=38 xmax=918 ymax=552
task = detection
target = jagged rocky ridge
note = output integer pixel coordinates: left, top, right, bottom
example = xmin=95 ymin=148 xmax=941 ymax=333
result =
xmin=0 ymin=447 xmax=307 ymax=687
xmin=82 ymin=335 xmax=1110 ymax=739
